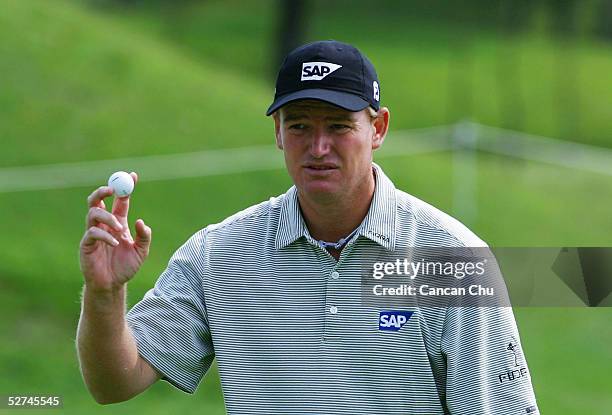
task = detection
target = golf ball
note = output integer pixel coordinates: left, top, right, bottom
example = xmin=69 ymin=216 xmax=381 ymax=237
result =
xmin=108 ymin=171 xmax=134 ymax=197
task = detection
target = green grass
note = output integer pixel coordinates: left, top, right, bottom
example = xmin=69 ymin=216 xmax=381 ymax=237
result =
xmin=1 ymin=0 xmax=612 ymax=414
xmin=0 ymin=0 xmax=272 ymax=168
xmin=0 ymin=298 xmax=226 ymax=415
xmin=84 ymin=0 xmax=612 ymax=146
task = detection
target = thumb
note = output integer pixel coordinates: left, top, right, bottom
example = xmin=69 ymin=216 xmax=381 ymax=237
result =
xmin=134 ymin=219 xmax=152 ymax=257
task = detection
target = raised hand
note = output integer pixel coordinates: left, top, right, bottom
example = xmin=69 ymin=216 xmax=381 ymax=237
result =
xmin=79 ymin=172 xmax=152 ymax=292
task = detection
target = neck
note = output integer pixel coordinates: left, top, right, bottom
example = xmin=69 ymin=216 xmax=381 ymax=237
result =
xmin=297 ymin=168 xmax=376 ymax=243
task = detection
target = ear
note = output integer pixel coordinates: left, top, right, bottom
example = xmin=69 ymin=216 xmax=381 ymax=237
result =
xmin=273 ymin=112 xmax=283 ymax=150
xmin=371 ymin=107 xmax=390 ymax=150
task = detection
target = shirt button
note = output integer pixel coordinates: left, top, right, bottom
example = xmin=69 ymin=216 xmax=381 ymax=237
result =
xmin=331 ymin=271 xmax=340 ymax=280
xmin=330 ymin=306 xmax=338 ymax=315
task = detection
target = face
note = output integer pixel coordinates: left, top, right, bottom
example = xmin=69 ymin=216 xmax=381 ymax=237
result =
xmin=274 ymin=99 xmax=389 ymax=202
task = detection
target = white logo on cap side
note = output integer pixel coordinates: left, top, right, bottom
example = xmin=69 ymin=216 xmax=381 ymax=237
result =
xmin=373 ymin=80 xmax=380 ymax=102
xmin=301 ymin=62 xmax=342 ymax=81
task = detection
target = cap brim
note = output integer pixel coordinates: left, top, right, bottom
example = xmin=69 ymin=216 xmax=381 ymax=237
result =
xmin=265 ymin=88 xmax=369 ymax=116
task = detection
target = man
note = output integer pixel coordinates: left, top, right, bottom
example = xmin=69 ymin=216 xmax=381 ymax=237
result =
xmin=77 ymin=40 xmax=539 ymax=414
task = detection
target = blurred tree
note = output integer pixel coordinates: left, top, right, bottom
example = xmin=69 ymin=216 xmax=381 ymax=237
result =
xmin=497 ymin=0 xmax=532 ymax=131
xmin=274 ymin=0 xmax=307 ymax=79
xmin=548 ymin=0 xmax=581 ymax=140
xmin=446 ymin=2 xmax=474 ymax=125
xmin=598 ymin=0 xmax=612 ymax=39
xmin=497 ymin=0 xmax=533 ymax=33
xmin=550 ymin=0 xmax=577 ymax=35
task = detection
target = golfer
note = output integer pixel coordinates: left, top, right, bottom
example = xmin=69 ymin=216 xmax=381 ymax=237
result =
xmin=77 ymin=40 xmax=539 ymax=414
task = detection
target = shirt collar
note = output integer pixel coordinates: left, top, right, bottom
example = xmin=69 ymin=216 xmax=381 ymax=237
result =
xmin=274 ymin=162 xmax=397 ymax=251
xmin=359 ymin=162 xmax=397 ymax=251
xmin=274 ymin=185 xmax=307 ymax=249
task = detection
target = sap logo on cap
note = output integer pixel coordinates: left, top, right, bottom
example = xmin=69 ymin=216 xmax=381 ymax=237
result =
xmin=379 ymin=310 xmax=414 ymax=331
xmin=301 ymin=62 xmax=342 ymax=81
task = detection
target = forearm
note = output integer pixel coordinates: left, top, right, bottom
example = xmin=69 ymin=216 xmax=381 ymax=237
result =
xmin=76 ymin=284 xmax=142 ymax=404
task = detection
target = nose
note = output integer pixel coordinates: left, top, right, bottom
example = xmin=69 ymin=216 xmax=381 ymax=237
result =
xmin=309 ymin=127 xmax=331 ymax=158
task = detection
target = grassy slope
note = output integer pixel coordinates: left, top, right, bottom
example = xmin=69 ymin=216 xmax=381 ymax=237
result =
xmin=95 ymin=0 xmax=612 ymax=146
xmin=0 ymin=0 xmax=273 ymax=169
xmin=1 ymin=0 xmax=611 ymax=414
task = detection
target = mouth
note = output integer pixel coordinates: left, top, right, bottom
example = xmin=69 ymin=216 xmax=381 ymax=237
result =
xmin=303 ymin=163 xmax=338 ymax=171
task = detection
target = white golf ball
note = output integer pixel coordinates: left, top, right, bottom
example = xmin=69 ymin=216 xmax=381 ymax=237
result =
xmin=108 ymin=171 xmax=134 ymax=197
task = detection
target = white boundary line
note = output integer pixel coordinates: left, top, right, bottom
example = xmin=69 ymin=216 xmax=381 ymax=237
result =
xmin=473 ymin=124 xmax=612 ymax=177
xmin=0 ymin=126 xmax=452 ymax=193
xmin=2 ymin=123 xmax=610 ymax=193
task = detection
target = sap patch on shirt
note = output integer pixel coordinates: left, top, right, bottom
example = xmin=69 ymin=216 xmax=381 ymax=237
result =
xmin=378 ymin=310 xmax=414 ymax=331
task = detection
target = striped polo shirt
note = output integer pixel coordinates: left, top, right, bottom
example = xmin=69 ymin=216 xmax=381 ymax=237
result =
xmin=126 ymin=163 xmax=539 ymax=414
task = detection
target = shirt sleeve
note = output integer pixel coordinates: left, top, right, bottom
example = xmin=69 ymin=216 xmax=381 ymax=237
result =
xmin=126 ymin=230 xmax=214 ymax=394
xmin=441 ymin=305 xmax=540 ymax=415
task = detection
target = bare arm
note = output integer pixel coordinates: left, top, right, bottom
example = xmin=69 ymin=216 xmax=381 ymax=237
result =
xmin=76 ymin=173 xmax=159 ymax=404
xmin=77 ymin=284 xmax=161 ymax=404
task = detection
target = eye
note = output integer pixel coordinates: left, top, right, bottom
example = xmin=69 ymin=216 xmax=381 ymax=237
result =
xmin=288 ymin=123 xmax=307 ymax=130
xmin=331 ymin=124 xmax=351 ymax=131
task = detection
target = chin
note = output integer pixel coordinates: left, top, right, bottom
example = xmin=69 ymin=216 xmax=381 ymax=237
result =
xmin=299 ymin=180 xmax=341 ymax=198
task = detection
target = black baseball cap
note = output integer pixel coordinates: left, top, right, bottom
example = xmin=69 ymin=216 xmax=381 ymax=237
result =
xmin=266 ymin=40 xmax=380 ymax=116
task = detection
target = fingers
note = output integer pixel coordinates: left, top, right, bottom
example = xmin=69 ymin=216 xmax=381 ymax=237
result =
xmin=134 ymin=219 xmax=152 ymax=257
xmin=87 ymin=207 xmax=123 ymax=232
xmin=82 ymin=226 xmax=120 ymax=247
xmin=86 ymin=171 xmax=138 ymax=233
xmin=87 ymin=186 xmax=114 ymax=208
xmin=112 ymin=171 xmax=137 ymax=219
xmin=112 ymin=193 xmax=130 ymax=221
